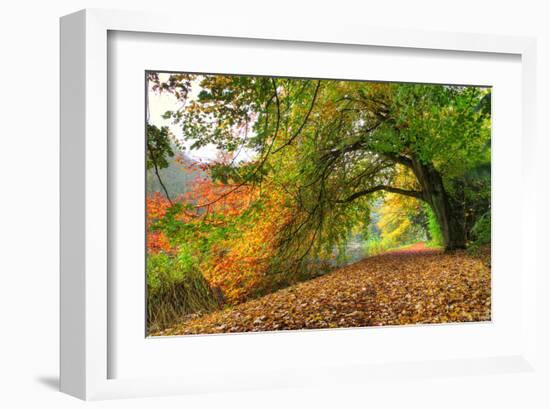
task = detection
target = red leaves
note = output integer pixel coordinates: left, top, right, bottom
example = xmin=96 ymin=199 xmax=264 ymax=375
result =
xmin=146 ymin=163 xmax=290 ymax=304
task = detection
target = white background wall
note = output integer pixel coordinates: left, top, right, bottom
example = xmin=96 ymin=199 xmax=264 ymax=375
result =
xmin=1 ymin=1 xmax=548 ymax=407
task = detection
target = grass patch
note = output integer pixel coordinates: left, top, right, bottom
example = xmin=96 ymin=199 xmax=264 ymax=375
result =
xmin=147 ymin=252 xmax=221 ymax=334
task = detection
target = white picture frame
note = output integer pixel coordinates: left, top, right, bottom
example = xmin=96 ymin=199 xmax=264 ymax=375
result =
xmin=60 ymin=8 xmax=538 ymax=400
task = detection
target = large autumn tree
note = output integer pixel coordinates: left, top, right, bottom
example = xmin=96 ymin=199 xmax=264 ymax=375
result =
xmin=151 ymin=74 xmax=490 ymax=254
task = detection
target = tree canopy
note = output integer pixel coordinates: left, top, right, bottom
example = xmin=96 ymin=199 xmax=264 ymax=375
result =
xmin=145 ymin=72 xmax=492 ymax=332
xmin=150 ymin=74 xmax=489 ymax=252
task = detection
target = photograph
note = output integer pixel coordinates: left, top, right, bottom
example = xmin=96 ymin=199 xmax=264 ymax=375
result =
xmin=145 ymin=72 xmax=492 ymax=336
xmin=1 ymin=0 xmax=545 ymax=406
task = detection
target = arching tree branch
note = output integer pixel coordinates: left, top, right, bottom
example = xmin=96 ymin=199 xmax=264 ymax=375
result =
xmin=336 ymin=185 xmax=423 ymax=203
xmin=380 ymin=152 xmax=413 ymax=169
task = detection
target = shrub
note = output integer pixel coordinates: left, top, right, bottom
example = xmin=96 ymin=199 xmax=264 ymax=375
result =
xmin=147 ymin=250 xmax=220 ymax=333
xmin=470 ymin=211 xmax=491 ymax=247
xmin=363 ymin=236 xmax=385 ymax=256
xmin=425 ymin=204 xmax=443 ymax=248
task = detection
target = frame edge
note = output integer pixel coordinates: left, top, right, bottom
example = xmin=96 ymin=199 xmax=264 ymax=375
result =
xmin=59 ymin=7 xmax=540 ymax=400
xmin=60 ymin=9 xmax=87 ymax=400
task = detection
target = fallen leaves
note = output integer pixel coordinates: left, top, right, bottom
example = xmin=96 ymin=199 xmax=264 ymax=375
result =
xmin=152 ymin=243 xmax=491 ymax=336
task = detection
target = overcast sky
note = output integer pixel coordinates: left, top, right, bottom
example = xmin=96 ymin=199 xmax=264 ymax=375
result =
xmin=148 ymin=73 xmax=255 ymax=163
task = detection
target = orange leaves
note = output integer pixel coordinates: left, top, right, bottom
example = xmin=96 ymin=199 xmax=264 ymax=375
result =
xmin=147 ymin=230 xmax=174 ymax=254
xmin=184 ymin=174 xmax=255 ymax=217
xmin=146 ymin=191 xmax=171 ymax=221
xmin=203 ymin=189 xmax=290 ymax=304
xmin=146 ymin=192 xmax=174 ymax=254
xmin=154 ymin=244 xmax=491 ymax=336
xmin=146 ymin=161 xmax=291 ymax=304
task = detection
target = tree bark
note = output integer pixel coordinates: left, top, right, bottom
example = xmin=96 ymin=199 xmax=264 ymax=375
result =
xmin=409 ymin=157 xmax=466 ymax=251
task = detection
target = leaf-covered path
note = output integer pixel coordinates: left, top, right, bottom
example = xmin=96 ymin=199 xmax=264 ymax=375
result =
xmin=153 ymin=243 xmax=491 ymax=336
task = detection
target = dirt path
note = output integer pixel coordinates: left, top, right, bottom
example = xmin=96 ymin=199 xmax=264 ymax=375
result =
xmin=153 ymin=243 xmax=491 ymax=336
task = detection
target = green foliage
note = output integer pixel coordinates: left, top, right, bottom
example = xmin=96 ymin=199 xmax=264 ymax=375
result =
xmin=470 ymin=212 xmax=491 ymax=246
xmin=363 ymin=236 xmax=385 ymax=256
xmin=389 ymin=84 xmax=491 ymax=178
xmin=147 ymin=72 xmax=193 ymax=100
xmin=335 ymin=241 xmax=349 ymax=266
xmin=425 ymin=204 xmax=443 ymax=248
xmin=147 ymin=250 xmax=219 ymax=333
xmin=154 ymin=73 xmax=491 ymax=254
xmin=146 ymin=72 xmax=492 ymax=327
xmin=146 ymin=124 xmax=174 ymax=170
xmin=463 ymin=163 xmax=491 ymax=239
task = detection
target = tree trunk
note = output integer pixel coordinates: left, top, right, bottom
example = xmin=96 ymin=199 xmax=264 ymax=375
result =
xmin=410 ymin=158 xmax=466 ymax=251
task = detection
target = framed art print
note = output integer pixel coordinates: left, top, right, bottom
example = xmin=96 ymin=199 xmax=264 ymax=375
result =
xmin=60 ymin=9 xmax=539 ymax=400
xmin=144 ymin=71 xmax=492 ymax=337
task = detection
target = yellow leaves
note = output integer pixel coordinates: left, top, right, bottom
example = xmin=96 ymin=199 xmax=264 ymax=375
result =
xmin=202 ymin=189 xmax=291 ymax=304
xmin=154 ymin=244 xmax=491 ymax=336
xmin=376 ymin=164 xmax=425 ymax=247
xmin=377 ymin=193 xmax=420 ymax=245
